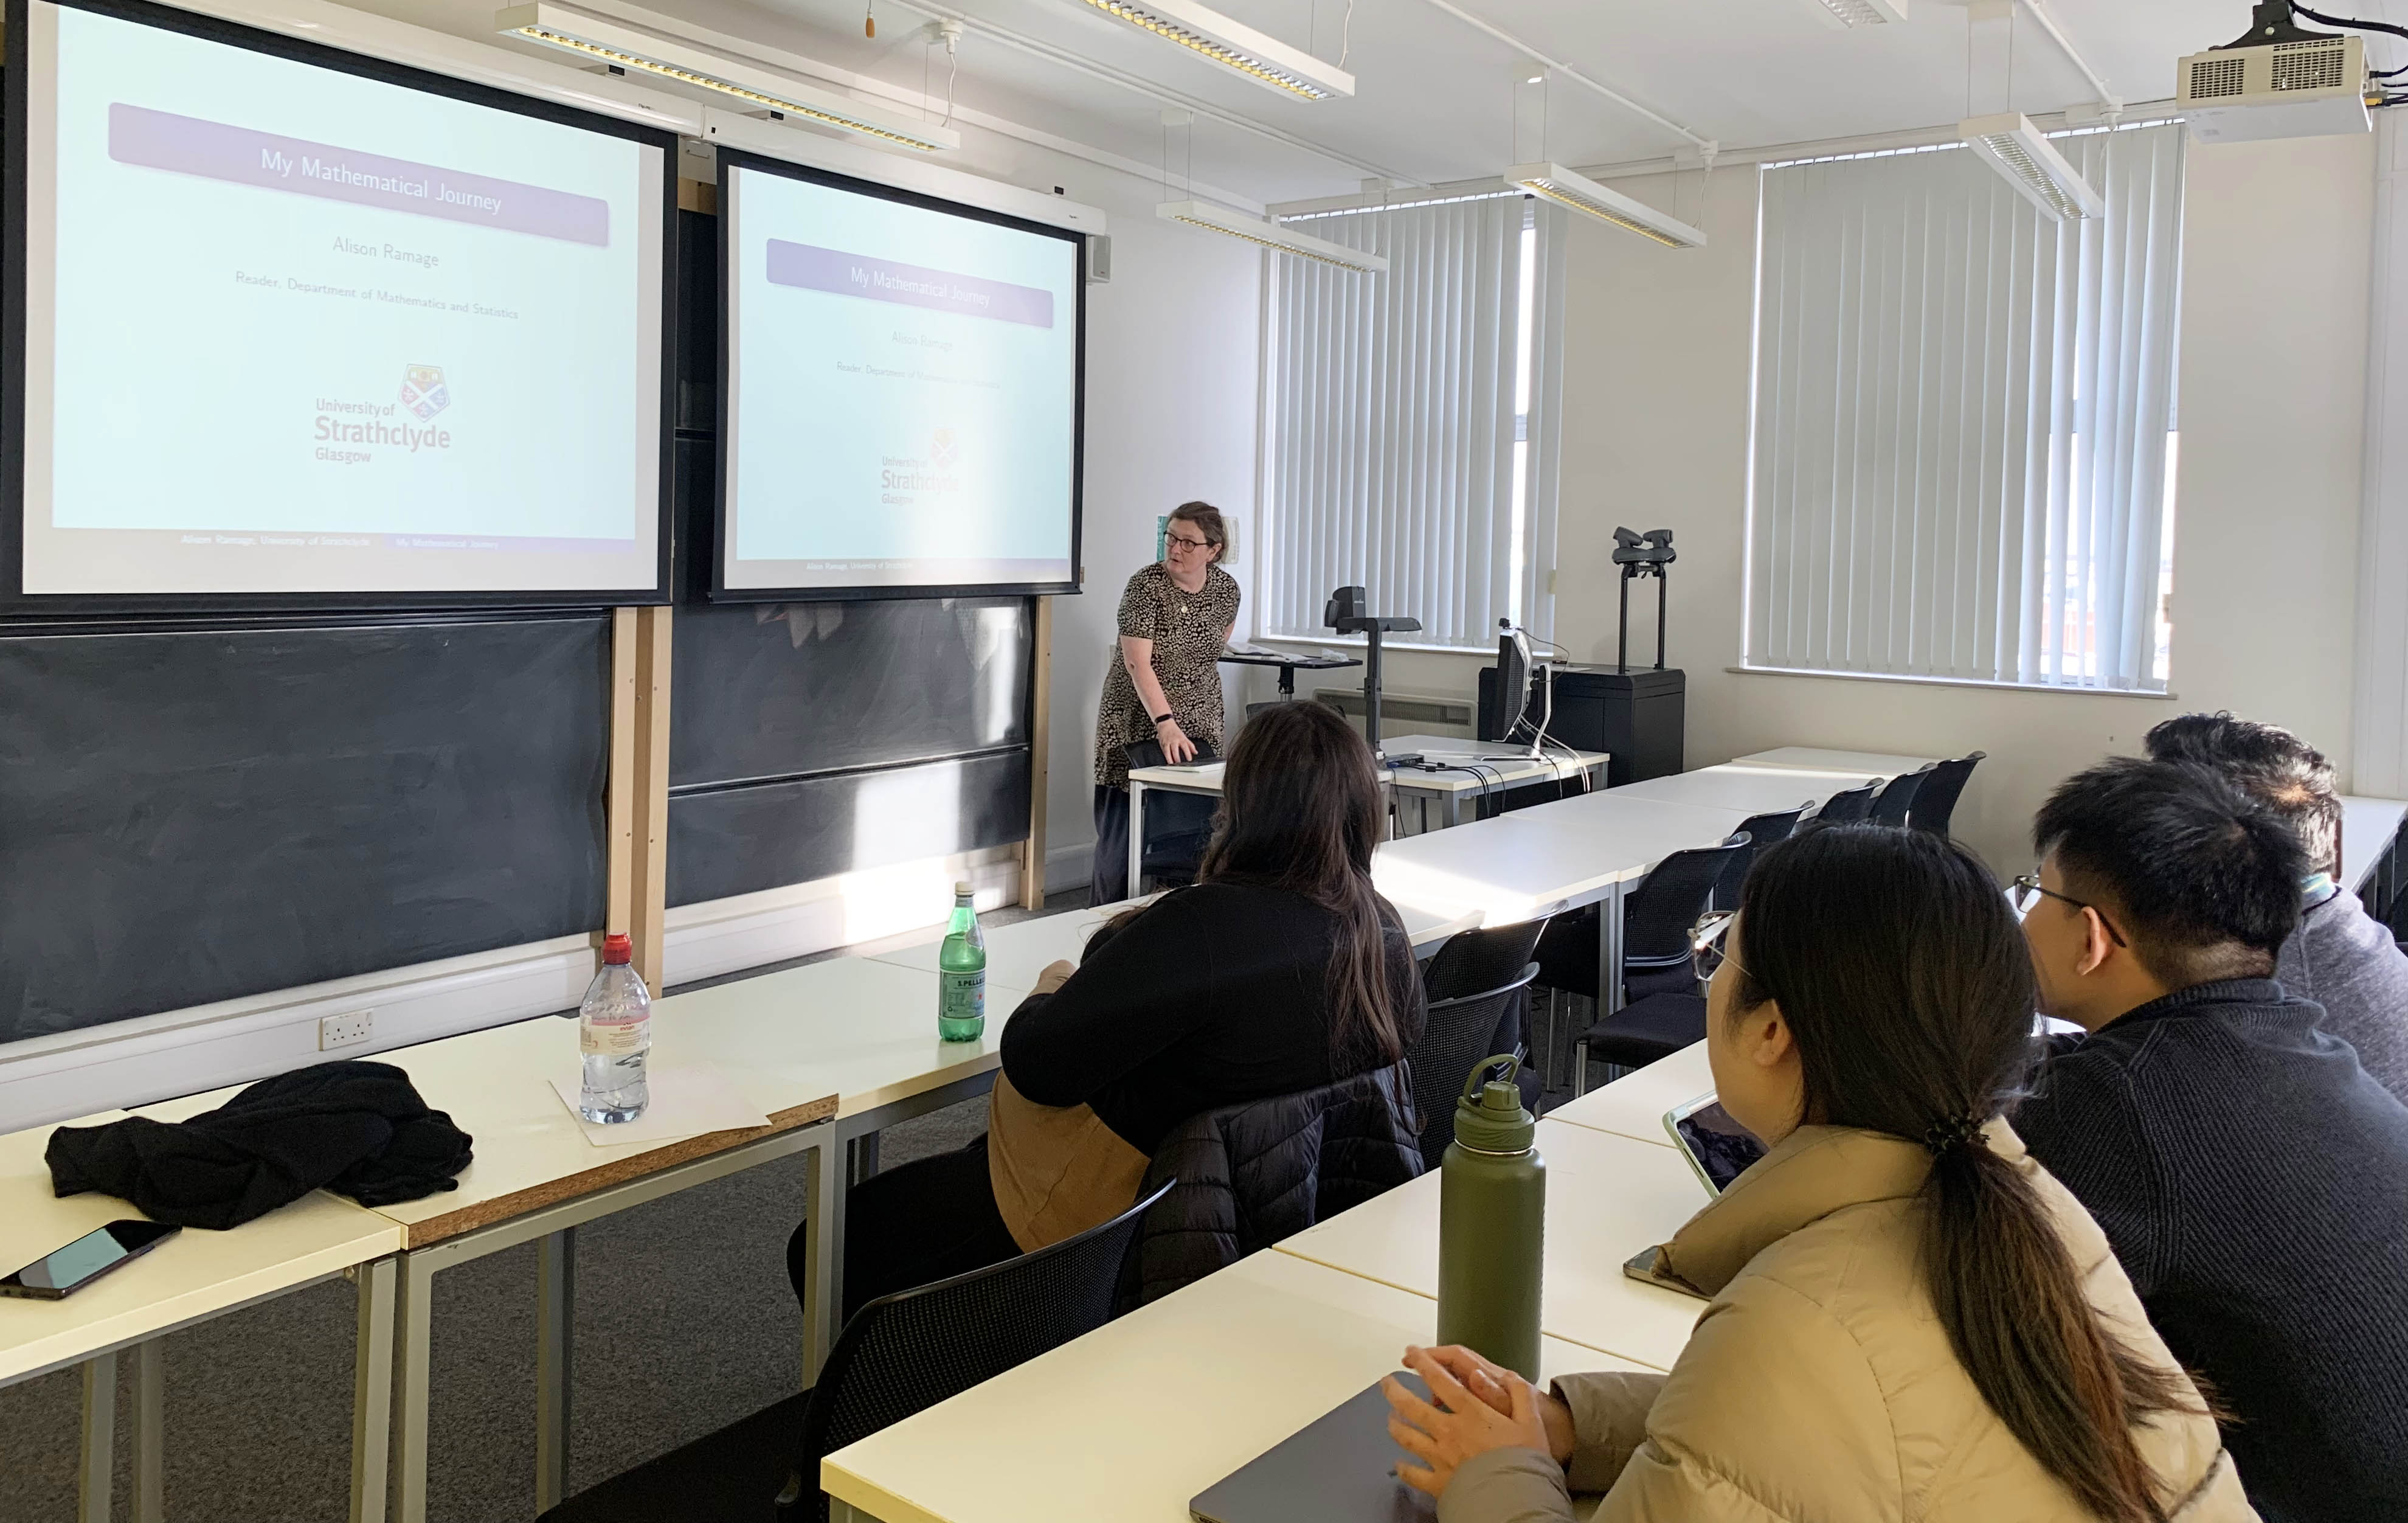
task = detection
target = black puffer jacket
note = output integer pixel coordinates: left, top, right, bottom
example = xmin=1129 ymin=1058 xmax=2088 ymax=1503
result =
xmin=1122 ymin=1062 xmax=1421 ymax=1309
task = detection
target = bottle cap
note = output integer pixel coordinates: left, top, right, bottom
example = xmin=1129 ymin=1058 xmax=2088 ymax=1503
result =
xmin=955 ymin=880 xmax=975 ymax=897
xmin=602 ymin=934 xmax=633 ymax=966
xmin=1451 ymin=1054 xmax=1535 ymax=1154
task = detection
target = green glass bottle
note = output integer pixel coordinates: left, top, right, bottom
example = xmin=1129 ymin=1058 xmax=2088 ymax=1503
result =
xmin=1436 ymin=1054 xmax=1546 ymax=1381
xmin=937 ymin=881 xmax=986 ymax=1043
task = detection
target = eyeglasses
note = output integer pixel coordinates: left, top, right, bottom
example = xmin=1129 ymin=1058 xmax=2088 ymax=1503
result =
xmin=1689 ymin=909 xmax=1744 ymax=979
xmin=1164 ymin=533 xmax=1214 ymax=553
xmin=2007 ymin=874 xmax=2128 ymax=947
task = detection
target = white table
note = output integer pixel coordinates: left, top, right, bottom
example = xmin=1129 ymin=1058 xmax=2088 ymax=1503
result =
xmin=2341 ymin=794 xmax=2408 ymax=899
xmin=1273 ymin=1119 xmax=1712 ymax=1373
xmin=820 ymin=1248 xmax=1647 ymax=1523
xmin=1126 ymin=731 xmax=1610 ymax=893
xmin=367 ymin=952 xmax=1039 ymax=1523
xmin=1731 ymin=746 xmax=1936 ymax=777
xmin=1 ymin=1112 xmax=403 ymax=1523
xmin=1542 ymin=1043 xmax=1713 ymax=1150
xmin=1607 ymin=762 xmax=1878 ymax=818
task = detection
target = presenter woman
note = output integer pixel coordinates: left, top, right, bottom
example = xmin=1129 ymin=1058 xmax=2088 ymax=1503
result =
xmin=1090 ymin=501 xmax=1239 ymax=904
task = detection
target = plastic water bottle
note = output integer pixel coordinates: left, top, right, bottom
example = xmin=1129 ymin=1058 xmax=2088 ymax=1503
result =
xmin=938 ymin=882 xmax=986 ymax=1043
xmin=579 ymin=933 xmax=651 ymax=1123
xmin=1436 ymin=1053 xmax=1546 ymax=1380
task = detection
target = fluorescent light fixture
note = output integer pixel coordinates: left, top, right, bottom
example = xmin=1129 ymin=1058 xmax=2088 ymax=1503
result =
xmin=1158 ymin=201 xmax=1386 ymax=272
xmin=1959 ymin=112 xmax=2105 ymax=221
xmin=1501 ymin=162 xmax=1706 ymax=249
xmin=1081 ymin=0 xmax=1354 ymax=100
xmin=495 ymin=3 xmax=961 ymax=151
xmin=1797 ymin=0 xmax=1907 ymax=28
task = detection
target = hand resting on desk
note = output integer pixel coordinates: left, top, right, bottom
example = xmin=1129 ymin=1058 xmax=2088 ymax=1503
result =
xmin=1381 ymin=1344 xmax=1571 ymax=1498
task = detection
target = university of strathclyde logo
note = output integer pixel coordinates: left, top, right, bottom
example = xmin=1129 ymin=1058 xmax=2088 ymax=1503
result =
xmin=399 ymin=365 xmax=451 ymax=421
xmin=930 ymin=428 xmax=958 ymax=469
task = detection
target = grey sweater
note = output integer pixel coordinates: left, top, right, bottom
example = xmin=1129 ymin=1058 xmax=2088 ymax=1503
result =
xmin=2277 ymin=886 xmax=2408 ymax=1104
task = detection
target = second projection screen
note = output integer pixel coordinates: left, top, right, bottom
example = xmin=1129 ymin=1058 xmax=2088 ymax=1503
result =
xmin=721 ymin=156 xmax=1080 ymax=597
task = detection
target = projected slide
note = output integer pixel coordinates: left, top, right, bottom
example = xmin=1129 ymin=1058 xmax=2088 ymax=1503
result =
xmin=12 ymin=0 xmax=668 ymax=601
xmin=722 ymin=159 xmax=1079 ymax=595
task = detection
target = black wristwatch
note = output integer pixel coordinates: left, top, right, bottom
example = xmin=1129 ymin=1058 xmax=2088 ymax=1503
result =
xmin=1151 ymin=713 xmax=1174 ymax=727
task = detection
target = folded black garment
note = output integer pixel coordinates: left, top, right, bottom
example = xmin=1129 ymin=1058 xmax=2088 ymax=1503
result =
xmin=47 ymin=1060 xmax=474 ymax=1230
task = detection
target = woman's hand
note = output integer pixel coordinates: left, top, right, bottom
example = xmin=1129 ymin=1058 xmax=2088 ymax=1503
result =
xmin=1410 ymin=1345 xmax=1577 ymax=1463
xmin=1032 ymin=959 xmax=1076 ymax=996
xmin=1381 ymin=1345 xmax=1558 ymax=1498
xmin=1155 ymin=717 xmax=1197 ymax=765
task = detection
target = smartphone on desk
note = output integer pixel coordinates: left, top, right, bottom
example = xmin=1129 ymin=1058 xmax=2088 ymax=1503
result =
xmin=1 ymin=1220 xmax=181 ymax=1300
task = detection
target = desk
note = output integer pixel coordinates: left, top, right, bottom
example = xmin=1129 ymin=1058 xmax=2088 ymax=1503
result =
xmin=1607 ymin=762 xmax=1880 ymax=817
xmin=1217 ymin=647 xmax=1360 ymax=700
xmin=1 ymin=1114 xmax=402 ymax=1523
xmin=1126 ymin=732 xmax=1610 ymax=892
xmin=1543 ymin=1044 xmax=1713 ymax=1150
xmin=820 ymin=1249 xmax=1645 ymax=1523
xmin=1274 ymin=1120 xmax=1711 ymax=1373
xmin=2341 ymin=794 xmax=2408 ymax=901
xmin=1731 ymin=746 xmax=1935 ymax=777
xmin=367 ymin=957 xmax=974 ymax=1523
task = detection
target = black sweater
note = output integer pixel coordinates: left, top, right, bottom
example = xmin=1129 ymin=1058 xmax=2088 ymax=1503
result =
xmin=2015 ymin=979 xmax=2408 ymax=1521
xmin=998 ymin=882 xmax=1427 ymax=1156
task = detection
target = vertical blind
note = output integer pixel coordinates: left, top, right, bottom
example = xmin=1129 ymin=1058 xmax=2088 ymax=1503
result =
xmin=1746 ymin=122 xmax=2185 ymax=690
xmin=1262 ymin=197 xmax=1565 ymax=648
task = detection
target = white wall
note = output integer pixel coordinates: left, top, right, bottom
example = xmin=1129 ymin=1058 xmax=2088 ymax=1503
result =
xmin=1322 ymin=131 xmax=2376 ymax=872
xmin=1040 ymin=195 xmax=1262 ymax=890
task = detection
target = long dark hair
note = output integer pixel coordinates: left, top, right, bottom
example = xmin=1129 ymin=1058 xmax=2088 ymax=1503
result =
xmin=1732 ymin=824 xmax=2203 ymax=1523
xmin=1197 ymin=701 xmax=1405 ymax=1067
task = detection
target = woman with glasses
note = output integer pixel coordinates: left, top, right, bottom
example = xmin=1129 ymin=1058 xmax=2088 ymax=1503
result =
xmin=1090 ymin=500 xmax=1239 ymax=904
xmin=1381 ymin=823 xmax=2254 ymax=1523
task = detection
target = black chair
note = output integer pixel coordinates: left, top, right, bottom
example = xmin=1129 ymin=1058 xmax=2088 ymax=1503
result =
xmin=1406 ymin=960 xmax=1543 ymax=1169
xmin=1126 ymin=739 xmax=1218 ymax=890
xmin=781 ymin=1179 xmax=1173 ymax=1521
xmin=1711 ymin=805 xmax=1810 ymax=912
xmin=1813 ymin=779 xmax=1879 ymax=823
xmin=1568 ymin=835 xmax=1753 ymax=1093
xmin=1420 ymin=918 xmax=1551 ymax=1114
xmin=1906 ymin=751 xmax=1985 ymax=836
xmin=1868 ymin=764 xmax=1934 ymax=827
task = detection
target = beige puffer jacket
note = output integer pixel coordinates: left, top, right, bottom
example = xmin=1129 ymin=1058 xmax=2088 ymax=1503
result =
xmin=1439 ymin=1123 xmax=2257 ymax=1523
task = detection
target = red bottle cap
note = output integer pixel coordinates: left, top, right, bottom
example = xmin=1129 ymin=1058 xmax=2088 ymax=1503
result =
xmin=603 ymin=934 xmax=633 ymax=966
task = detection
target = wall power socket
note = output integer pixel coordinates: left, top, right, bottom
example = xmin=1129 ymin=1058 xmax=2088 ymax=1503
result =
xmin=319 ymin=1010 xmax=375 ymax=1051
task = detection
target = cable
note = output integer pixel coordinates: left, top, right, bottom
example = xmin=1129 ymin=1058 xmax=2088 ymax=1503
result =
xmin=2291 ymin=0 xmax=2408 ymax=45
xmin=1339 ymin=0 xmax=1355 ymax=69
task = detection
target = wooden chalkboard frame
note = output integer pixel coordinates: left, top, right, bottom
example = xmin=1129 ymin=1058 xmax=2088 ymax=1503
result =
xmin=0 ymin=0 xmax=680 ymax=616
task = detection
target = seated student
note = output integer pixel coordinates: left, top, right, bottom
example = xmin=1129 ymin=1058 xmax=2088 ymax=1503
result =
xmin=2016 ymin=758 xmax=2408 ymax=1521
xmin=1382 ymin=824 xmax=2249 ymax=1523
xmin=796 ymin=698 xmax=1424 ymax=1316
xmin=2143 ymin=710 xmax=2408 ymax=1100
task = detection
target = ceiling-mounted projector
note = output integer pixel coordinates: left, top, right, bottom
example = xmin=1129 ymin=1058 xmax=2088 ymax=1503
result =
xmin=2178 ymin=2 xmax=2370 ymax=144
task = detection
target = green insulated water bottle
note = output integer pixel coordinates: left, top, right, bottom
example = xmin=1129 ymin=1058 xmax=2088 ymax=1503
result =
xmin=1436 ymin=1054 xmax=1545 ymax=1380
xmin=937 ymin=881 xmax=986 ymax=1043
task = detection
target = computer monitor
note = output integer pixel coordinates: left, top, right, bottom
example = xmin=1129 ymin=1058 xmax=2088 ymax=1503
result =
xmin=1483 ymin=622 xmax=1532 ymax=745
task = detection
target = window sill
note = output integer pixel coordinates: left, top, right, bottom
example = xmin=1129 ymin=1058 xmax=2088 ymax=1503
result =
xmin=1726 ymin=664 xmax=2178 ymax=701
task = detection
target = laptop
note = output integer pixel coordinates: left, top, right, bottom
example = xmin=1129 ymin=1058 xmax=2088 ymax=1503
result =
xmin=1189 ymin=1378 xmax=1434 ymax=1523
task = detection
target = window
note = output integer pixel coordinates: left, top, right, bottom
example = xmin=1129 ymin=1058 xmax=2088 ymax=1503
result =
xmin=1260 ymin=195 xmax=1568 ymax=649
xmin=1745 ymin=121 xmax=2186 ymax=692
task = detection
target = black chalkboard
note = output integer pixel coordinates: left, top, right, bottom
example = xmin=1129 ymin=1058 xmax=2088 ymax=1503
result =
xmin=671 ymin=598 xmax=1030 ymax=786
xmin=0 ymin=614 xmax=610 ymax=1043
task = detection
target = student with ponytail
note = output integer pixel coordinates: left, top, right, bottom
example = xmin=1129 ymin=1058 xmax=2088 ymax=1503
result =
xmin=1382 ymin=823 xmax=2254 ymax=1522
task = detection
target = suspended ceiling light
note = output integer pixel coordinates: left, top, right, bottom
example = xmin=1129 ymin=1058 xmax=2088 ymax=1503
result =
xmin=1959 ymin=112 xmax=2104 ymax=221
xmin=1797 ymin=0 xmax=1907 ymax=29
xmin=1080 ymin=0 xmax=1354 ymax=100
xmin=494 ymin=3 xmax=962 ymax=151
xmin=1158 ymin=200 xmax=1386 ymax=271
xmin=1501 ymin=162 xmax=1706 ymax=249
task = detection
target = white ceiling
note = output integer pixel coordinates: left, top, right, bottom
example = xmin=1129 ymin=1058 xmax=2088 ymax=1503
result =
xmin=381 ymin=0 xmax=2406 ymax=204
